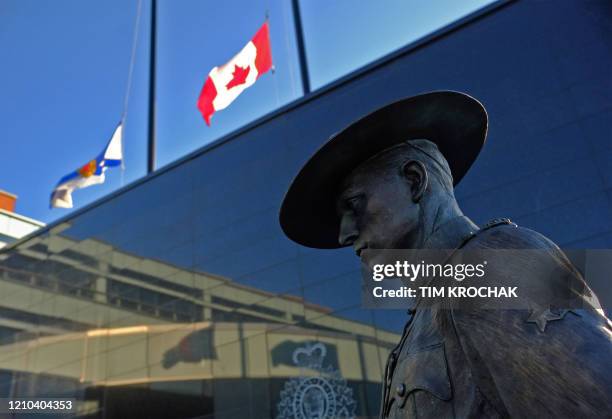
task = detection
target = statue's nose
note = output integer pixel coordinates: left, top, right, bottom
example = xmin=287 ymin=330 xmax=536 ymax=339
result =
xmin=338 ymin=215 xmax=358 ymax=246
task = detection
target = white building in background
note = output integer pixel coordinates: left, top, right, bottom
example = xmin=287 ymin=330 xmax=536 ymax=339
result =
xmin=0 ymin=190 xmax=44 ymax=249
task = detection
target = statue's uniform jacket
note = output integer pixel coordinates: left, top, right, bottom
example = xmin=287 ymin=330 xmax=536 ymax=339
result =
xmin=380 ymin=218 xmax=612 ymax=418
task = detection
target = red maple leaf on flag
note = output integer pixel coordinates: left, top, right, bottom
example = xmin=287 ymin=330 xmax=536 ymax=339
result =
xmin=226 ymin=64 xmax=251 ymax=90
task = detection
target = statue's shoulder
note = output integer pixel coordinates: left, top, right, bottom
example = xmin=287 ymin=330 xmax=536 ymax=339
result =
xmin=463 ymin=219 xmax=560 ymax=251
xmin=461 ymin=220 xmax=582 ymax=297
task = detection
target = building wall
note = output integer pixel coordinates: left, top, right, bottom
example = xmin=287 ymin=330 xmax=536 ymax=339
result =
xmin=0 ymin=209 xmax=44 ymax=249
xmin=0 ymin=1 xmax=610 ymax=418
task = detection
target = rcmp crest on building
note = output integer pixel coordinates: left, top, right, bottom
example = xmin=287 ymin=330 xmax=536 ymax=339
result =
xmin=276 ymin=342 xmax=356 ymax=419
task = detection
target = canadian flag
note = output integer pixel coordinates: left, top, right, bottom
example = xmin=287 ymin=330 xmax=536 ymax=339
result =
xmin=197 ymin=22 xmax=273 ymax=126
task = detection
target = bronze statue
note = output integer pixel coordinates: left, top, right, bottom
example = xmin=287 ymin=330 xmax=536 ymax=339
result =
xmin=279 ymin=92 xmax=612 ymax=418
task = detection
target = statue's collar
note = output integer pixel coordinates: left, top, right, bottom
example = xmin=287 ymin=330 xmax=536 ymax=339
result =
xmin=422 ymin=215 xmax=479 ymax=250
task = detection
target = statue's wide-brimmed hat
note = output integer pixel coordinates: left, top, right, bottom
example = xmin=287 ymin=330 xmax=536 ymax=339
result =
xmin=279 ymin=91 xmax=488 ymax=249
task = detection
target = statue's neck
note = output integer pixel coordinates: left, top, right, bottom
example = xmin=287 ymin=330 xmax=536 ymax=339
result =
xmin=419 ymin=197 xmax=476 ymax=249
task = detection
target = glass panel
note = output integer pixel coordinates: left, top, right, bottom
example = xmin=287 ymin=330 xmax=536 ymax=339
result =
xmin=299 ymin=0 xmax=497 ymax=89
xmin=156 ymin=0 xmax=302 ymax=167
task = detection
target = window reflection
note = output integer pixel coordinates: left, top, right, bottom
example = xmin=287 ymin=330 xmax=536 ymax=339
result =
xmin=0 ymin=220 xmax=398 ymax=417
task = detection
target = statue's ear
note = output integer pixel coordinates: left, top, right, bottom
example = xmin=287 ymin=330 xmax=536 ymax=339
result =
xmin=401 ymin=160 xmax=428 ymax=202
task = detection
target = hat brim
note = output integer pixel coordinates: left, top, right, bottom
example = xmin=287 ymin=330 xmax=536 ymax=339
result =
xmin=279 ymin=91 xmax=488 ymax=249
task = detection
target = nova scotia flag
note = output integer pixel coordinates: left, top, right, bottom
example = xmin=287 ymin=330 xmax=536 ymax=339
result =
xmin=50 ymin=124 xmax=123 ymax=209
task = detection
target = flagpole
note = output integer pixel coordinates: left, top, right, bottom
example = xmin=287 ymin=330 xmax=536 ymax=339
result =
xmin=147 ymin=0 xmax=157 ymax=173
xmin=291 ymin=0 xmax=311 ymax=95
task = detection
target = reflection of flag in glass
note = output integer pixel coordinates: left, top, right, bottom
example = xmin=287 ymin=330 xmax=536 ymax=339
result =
xmin=50 ymin=124 xmax=123 ymax=209
xmin=197 ymin=21 xmax=273 ymax=126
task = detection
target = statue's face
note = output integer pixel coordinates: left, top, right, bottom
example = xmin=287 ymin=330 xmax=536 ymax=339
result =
xmin=336 ymin=156 xmax=422 ymax=265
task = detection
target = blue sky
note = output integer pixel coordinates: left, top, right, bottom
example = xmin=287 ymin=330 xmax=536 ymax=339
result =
xmin=0 ymin=0 xmax=491 ymax=224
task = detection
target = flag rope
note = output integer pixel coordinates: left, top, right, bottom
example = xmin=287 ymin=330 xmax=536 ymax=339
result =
xmin=123 ymin=0 xmax=143 ymax=122
xmin=120 ymin=0 xmax=143 ymax=176
xmin=265 ymin=10 xmax=281 ymax=107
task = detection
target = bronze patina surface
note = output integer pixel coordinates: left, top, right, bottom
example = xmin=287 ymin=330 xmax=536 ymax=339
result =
xmin=279 ymin=92 xmax=612 ymax=418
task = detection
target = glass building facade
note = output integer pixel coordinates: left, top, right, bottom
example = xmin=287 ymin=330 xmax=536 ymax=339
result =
xmin=1 ymin=0 xmax=611 ymax=417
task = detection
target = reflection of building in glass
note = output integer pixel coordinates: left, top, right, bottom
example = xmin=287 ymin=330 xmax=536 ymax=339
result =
xmin=0 ymin=232 xmax=397 ymax=418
